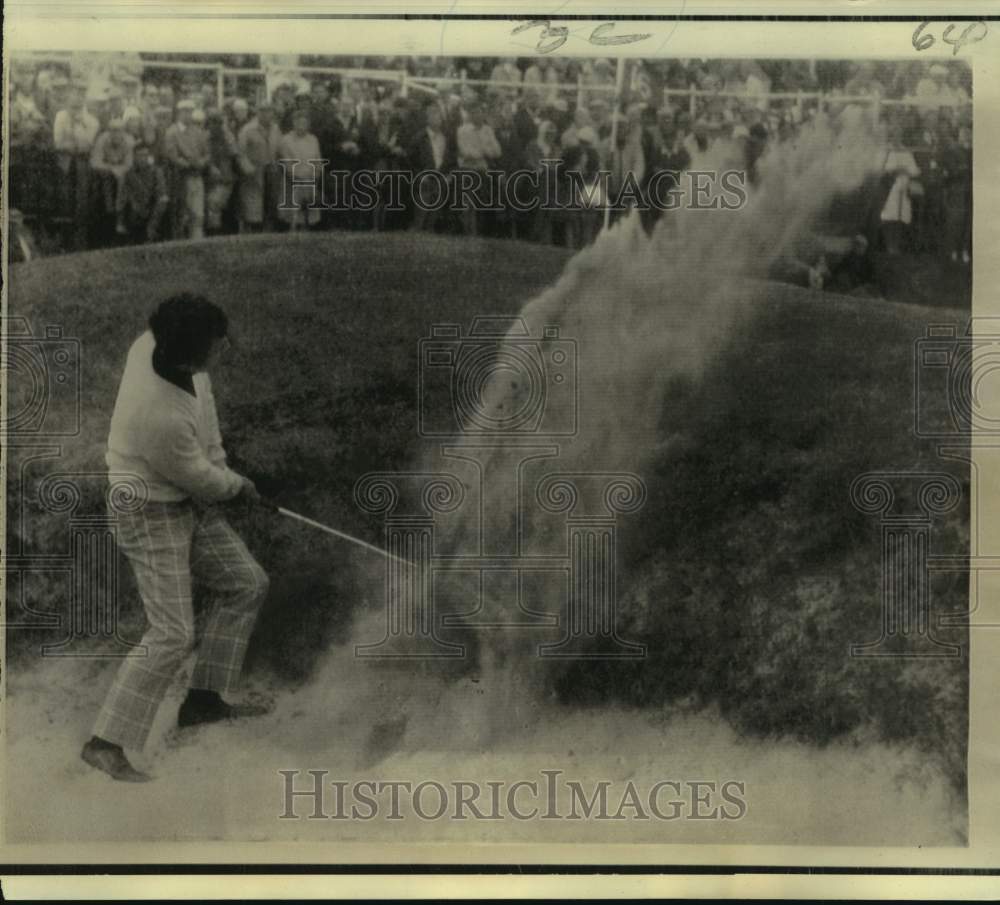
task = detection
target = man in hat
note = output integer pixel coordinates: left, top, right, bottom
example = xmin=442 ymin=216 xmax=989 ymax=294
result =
xmin=236 ymin=101 xmax=281 ymax=232
xmin=82 ymin=294 xmax=269 ymax=782
xmin=90 ymin=117 xmax=135 ymax=236
xmin=53 ymin=81 xmax=101 ymax=249
xmin=276 ymin=108 xmax=323 ymax=231
xmin=163 ymin=98 xmax=210 ymax=239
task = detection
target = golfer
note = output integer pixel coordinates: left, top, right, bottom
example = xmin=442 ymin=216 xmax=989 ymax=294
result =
xmin=82 ymin=294 xmax=269 ymax=782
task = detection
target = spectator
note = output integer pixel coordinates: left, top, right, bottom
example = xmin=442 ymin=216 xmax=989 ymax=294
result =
xmin=945 ymin=67 xmax=970 ymax=107
xmin=607 ymin=108 xmax=649 ymax=219
xmin=683 ymin=117 xmax=711 ymax=158
xmin=455 ymin=100 xmax=501 ymax=235
xmin=561 ymin=105 xmax=593 ymax=151
xmin=53 ymin=80 xmax=101 ymax=249
xmin=490 ymin=58 xmax=522 ymax=89
xmin=163 ymin=99 xmax=210 ymax=239
xmin=90 ymin=118 xmax=135 ymax=236
xmin=409 ymin=103 xmax=454 ymax=233
xmin=562 ymin=125 xmax=603 ymax=248
xmin=845 ymin=61 xmax=885 ymax=98
xmin=158 ymin=84 xmax=176 ymax=115
xmin=328 ymin=96 xmax=361 ymax=227
xmin=204 ymin=109 xmax=239 ymax=234
xmin=236 ymin=101 xmax=281 ymax=232
xmin=523 ymin=119 xmax=562 ymax=244
xmin=878 ymin=125 xmax=920 ymax=254
xmin=941 ymin=124 xmax=972 ymax=264
xmin=523 ymin=58 xmax=560 ymax=106
xmin=123 ymin=108 xmax=148 ymax=147
xmin=308 ymin=80 xmax=337 ymax=159
xmin=272 ymin=83 xmax=296 ymax=132
xmin=513 ymin=89 xmax=541 ymax=152
xmin=104 ymin=87 xmax=125 ymax=128
xmin=120 ymin=143 xmax=170 ymax=243
xmin=365 ymin=96 xmax=408 ymax=231
xmin=151 ymin=105 xmax=175 ymax=157
xmin=489 ymin=95 xmax=526 ymax=238
xmin=228 ymin=97 xmax=251 ymax=136
xmin=915 ymin=63 xmax=950 ymax=103
xmin=10 ymin=67 xmax=51 ymax=214
xmin=141 ymin=82 xmax=160 ymax=114
xmin=588 ymin=98 xmax=612 ymax=140
xmin=276 ymin=109 xmax=322 ymax=231
xmin=200 ymin=82 xmax=217 ymax=112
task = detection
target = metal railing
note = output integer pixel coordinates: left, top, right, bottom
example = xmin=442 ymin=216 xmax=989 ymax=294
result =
xmin=14 ymin=51 xmax=973 ymax=118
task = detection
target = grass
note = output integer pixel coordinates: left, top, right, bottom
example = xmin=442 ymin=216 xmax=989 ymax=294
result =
xmin=5 ymin=230 xmax=969 ymax=794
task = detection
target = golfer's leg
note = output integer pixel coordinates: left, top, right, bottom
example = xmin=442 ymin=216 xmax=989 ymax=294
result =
xmin=189 ymin=509 xmax=269 ymax=695
xmin=93 ymin=502 xmax=197 ymax=750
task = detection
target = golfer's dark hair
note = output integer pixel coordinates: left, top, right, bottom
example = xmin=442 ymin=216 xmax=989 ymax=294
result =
xmin=149 ymin=293 xmax=228 ymax=368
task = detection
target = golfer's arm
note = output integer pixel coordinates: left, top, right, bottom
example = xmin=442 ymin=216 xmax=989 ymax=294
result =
xmin=146 ymin=418 xmax=244 ymax=503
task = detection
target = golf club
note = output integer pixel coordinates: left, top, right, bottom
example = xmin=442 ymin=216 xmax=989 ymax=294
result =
xmin=256 ymin=496 xmax=411 ymax=566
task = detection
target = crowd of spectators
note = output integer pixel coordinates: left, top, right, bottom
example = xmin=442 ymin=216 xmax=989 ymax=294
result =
xmin=8 ymin=55 xmax=972 ymax=267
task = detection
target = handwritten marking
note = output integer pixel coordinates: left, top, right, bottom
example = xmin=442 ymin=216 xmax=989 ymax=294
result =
xmin=912 ymin=19 xmax=987 ymax=56
xmin=511 ymin=19 xmax=652 ymax=55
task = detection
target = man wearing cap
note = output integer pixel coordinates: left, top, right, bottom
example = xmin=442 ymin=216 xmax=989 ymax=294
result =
xmin=82 ymin=294 xmax=269 ymax=782
xmin=54 ymin=82 xmax=101 ymax=249
xmin=164 ymin=98 xmax=210 ymax=239
xmin=91 ymin=118 xmax=136 ymax=237
xmin=236 ymin=102 xmax=281 ymax=232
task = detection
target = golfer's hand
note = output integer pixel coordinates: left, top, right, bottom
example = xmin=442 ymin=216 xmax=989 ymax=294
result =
xmin=238 ymin=476 xmax=262 ymax=505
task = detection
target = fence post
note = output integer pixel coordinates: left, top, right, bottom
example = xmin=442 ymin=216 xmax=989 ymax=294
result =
xmin=400 ymin=69 xmax=408 ymax=98
xmin=216 ymin=64 xmax=224 ymax=109
xmin=688 ymin=83 xmax=696 ymax=119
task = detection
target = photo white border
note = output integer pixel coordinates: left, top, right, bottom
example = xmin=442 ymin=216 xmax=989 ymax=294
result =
xmin=3 ymin=0 xmax=999 ymax=897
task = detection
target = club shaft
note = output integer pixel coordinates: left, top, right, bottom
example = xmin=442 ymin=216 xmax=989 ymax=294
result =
xmin=276 ymin=506 xmax=410 ymax=565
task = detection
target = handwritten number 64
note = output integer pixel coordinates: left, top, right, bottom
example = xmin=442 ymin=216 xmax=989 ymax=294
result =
xmin=913 ymin=20 xmax=987 ymax=55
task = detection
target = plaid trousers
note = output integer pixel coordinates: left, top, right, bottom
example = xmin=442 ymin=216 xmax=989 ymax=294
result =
xmin=93 ymin=499 xmax=269 ymax=750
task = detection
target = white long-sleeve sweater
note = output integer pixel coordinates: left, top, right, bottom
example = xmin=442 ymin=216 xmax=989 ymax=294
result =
xmin=106 ymin=331 xmax=244 ymax=503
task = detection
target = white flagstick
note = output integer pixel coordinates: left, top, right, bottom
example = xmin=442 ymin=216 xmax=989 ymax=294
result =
xmin=603 ymin=56 xmax=627 ymax=233
xmin=275 ymin=506 xmax=411 ymax=566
